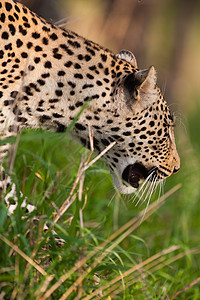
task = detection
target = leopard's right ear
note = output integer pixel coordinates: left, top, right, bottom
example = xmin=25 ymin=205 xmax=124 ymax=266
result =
xmin=116 ymin=50 xmax=138 ymax=69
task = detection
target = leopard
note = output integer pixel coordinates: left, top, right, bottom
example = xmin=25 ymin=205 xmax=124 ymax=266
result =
xmin=0 ymin=0 xmax=180 ymax=215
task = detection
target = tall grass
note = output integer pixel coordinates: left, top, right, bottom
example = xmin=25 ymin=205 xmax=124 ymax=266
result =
xmin=0 ymin=107 xmax=200 ymax=299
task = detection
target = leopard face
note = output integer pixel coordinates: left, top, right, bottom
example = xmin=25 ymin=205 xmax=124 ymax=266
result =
xmin=77 ymin=65 xmax=180 ymax=194
xmin=0 ymin=0 xmax=180 ymax=194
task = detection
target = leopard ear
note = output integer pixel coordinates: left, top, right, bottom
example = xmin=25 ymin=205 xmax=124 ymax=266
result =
xmin=134 ymin=66 xmax=157 ymax=91
xmin=124 ymin=66 xmax=157 ymax=99
xmin=116 ymin=50 xmax=137 ymax=68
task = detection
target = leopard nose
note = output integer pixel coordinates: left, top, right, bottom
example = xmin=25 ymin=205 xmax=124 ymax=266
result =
xmin=173 ymin=167 xmax=180 ymax=174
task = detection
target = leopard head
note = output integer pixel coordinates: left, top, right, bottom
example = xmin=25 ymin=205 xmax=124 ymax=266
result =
xmin=101 ymin=52 xmax=180 ymax=194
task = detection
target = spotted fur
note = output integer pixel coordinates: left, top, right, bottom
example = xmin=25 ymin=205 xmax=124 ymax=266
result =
xmin=0 ymin=0 xmax=180 ymax=212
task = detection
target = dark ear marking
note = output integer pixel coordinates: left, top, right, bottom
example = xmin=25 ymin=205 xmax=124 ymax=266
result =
xmin=124 ymin=66 xmax=157 ymax=101
xmin=134 ymin=66 xmax=157 ymax=90
xmin=124 ymin=73 xmax=140 ymax=101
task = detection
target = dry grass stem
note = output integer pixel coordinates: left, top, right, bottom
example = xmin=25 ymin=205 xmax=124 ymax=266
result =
xmin=79 ymin=169 xmax=85 ymax=229
xmin=8 ymin=135 xmax=19 ymax=175
xmin=109 ymin=248 xmax=200 ymax=298
xmin=83 ymin=245 xmax=179 ymax=300
xmin=53 ymin=141 xmax=116 ymax=224
xmin=42 ymin=184 xmax=180 ymax=299
xmin=45 ymin=172 xmax=62 ymax=199
xmin=53 ymin=192 xmax=77 ymax=224
xmin=87 ymin=124 xmax=94 ymax=163
xmin=53 ymin=160 xmax=84 ymax=223
xmin=168 ymin=276 xmax=200 ymax=299
xmin=0 ymin=234 xmax=47 ymax=276
xmin=35 ymin=275 xmax=54 ymax=300
xmin=82 ymin=141 xmax=116 ymax=172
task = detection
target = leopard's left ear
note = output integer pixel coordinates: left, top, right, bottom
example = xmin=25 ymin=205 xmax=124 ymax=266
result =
xmin=116 ymin=50 xmax=137 ymax=68
xmin=123 ymin=66 xmax=157 ymax=109
xmin=124 ymin=66 xmax=157 ymax=99
xmin=135 ymin=66 xmax=157 ymax=91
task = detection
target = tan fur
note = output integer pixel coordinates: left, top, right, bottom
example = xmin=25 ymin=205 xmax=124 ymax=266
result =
xmin=0 ymin=0 xmax=180 ymax=196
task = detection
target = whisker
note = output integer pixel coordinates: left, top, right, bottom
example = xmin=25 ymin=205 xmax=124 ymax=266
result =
xmin=162 ymin=178 xmax=166 ymax=195
xmin=140 ymin=176 xmax=157 ymax=207
xmin=122 ymin=193 xmax=129 ymax=203
xmin=132 ymin=175 xmax=151 ymax=204
xmin=146 ymin=176 xmax=158 ymax=203
xmin=157 ymin=181 xmax=162 ymax=200
xmin=158 ymin=178 xmax=165 ymax=200
xmin=135 ymin=180 xmax=151 ymax=207
xmin=130 ymin=178 xmax=148 ymax=204
xmin=130 ymin=167 xmax=158 ymax=205
xmin=140 ymin=175 xmax=158 ymax=223
xmin=144 ymin=176 xmax=159 ymax=206
xmin=55 ymin=16 xmax=83 ymax=27
xmin=108 ymin=190 xmax=117 ymax=206
xmin=135 ymin=169 xmax=156 ymax=196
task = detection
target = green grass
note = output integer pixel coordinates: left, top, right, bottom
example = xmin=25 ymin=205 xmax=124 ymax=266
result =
xmin=0 ymin=108 xmax=200 ymax=299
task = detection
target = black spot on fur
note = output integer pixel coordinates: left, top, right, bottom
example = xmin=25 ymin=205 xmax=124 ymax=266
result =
xmin=53 ymin=113 xmax=63 ymax=118
xmin=55 ymin=90 xmax=63 ymax=97
xmin=0 ymin=13 xmax=5 ymax=22
xmin=42 ymin=26 xmax=50 ymax=32
xmin=2 ymin=31 xmax=9 ymax=39
xmin=16 ymin=39 xmax=23 ymax=47
xmin=55 ymin=121 xmax=66 ymax=132
xmin=49 ymin=98 xmax=59 ymax=103
xmin=75 ymin=123 xmax=86 ymax=131
xmin=58 ymin=70 xmax=65 ymax=76
xmin=42 ymin=37 xmax=48 ymax=45
xmin=44 ymin=61 xmax=52 ymax=69
xmin=35 ymin=45 xmax=42 ymax=52
xmin=37 ymin=79 xmax=45 ymax=86
xmin=74 ymin=73 xmax=83 ymax=79
xmin=21 ymin=52 xmax=28 ymax=58
xmin=60 ymin=44 xmax=74 ymax=55
xmin=68 ymin=40 xmax=81 ymax=48
xmin=8 ymin=15 xmax=15 ymax=22
xmin=101 ymin=139 xmax=110 ymax=146
xmin=50 ymin=33 xmax=58 ymax=40
xmin=32 ymin=32 xmax=40 ymax=39
xmin=34 ymin=57 xmax=40 ymax=63
xmin=86 ymin=73 xmax=94 ymax=80
xmin=41 ymin=73 xmax=50 ymax=78
xmin=39 ymin=115 xmax=51 ymax=123
xmin=65 ymin=61 xmax=72 ymax=68
xmin=8 ymin=24 xmax=15 ymax=35
xmin=27 ymin=42 xmax=33 ymax=49
xmin=5 ymin=2 xmax=12 ymax=12
xmin=32 ymin=17 xmax=38 ymax=25
xmin=19 ymin=25 xmax=27 ymax=35
xmin=101 ymin=54 xmax=107 ymax=62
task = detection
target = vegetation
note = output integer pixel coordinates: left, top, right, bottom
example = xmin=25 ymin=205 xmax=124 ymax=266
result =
xmin=1 ymin=0 xmax=200 ymax=298
xmin=0 ymin=104 xmax=200 ymax=299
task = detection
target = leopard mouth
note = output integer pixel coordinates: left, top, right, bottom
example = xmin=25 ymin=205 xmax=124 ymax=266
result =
xmin=122 ymin=163 xmax=156 ymax=188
